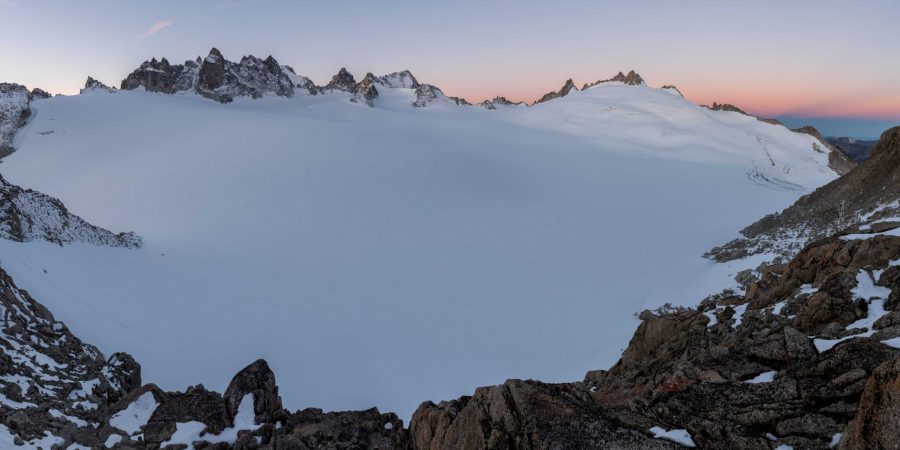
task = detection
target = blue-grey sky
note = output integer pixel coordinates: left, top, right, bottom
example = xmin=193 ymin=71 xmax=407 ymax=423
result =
xmin=1 ymin=0 xmax=898 ymax=137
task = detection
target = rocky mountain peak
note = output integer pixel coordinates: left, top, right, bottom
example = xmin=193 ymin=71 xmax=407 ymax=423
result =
xmin=205 ymin=47 xmax=224 ymax=63
xmin=377 ymin=70 xmax=420 ymax=89
xmin=325 ymin=67 xmax=357 ymax=92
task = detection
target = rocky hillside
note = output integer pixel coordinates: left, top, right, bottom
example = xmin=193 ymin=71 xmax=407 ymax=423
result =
xmin=708 ymin=126 xmax=900 ymax=262
xmin=0 ymin=174 xmax=141 ymax=248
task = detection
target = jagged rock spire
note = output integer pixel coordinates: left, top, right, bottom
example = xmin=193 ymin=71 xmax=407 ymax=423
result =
xmin=325 ymin=67 xmax=357 ymax=92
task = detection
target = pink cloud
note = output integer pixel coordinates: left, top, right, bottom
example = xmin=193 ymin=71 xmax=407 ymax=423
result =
xmin=138 ymin=19 xmax=174 ymax=39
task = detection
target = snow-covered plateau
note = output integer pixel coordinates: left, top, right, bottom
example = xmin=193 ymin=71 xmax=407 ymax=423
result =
xmin=0 ymin=73 xmax=840 ymax=420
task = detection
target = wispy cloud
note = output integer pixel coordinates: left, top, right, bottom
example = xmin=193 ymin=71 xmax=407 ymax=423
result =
xmin=0 ymin=0 xmax=17 ymax=6
xmin=138 ymin=19 xmax=174 ymax=39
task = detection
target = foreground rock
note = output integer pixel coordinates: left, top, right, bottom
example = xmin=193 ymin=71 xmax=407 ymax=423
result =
xmin=411 ymin=379 xmax=678 ymax=450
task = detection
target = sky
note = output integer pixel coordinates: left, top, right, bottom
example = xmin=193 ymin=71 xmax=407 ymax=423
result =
xmin=1 ymin=0 xmax=898 ymax=137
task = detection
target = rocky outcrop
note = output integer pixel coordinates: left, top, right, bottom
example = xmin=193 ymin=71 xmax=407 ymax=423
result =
xmin=80 ymin=76 xmax=115 ymax=93
xmin=0 ymin=174 xmax=142 ymax=247
xmin=224 ymin=359 xmax=284 ymax=424
xmin=0 ymin=83 xmax=32 ymax=158
xmin=534 ymin=79 xmax=578 ymax=104
xmin=707 ymin=126 xmax=900 ymax=262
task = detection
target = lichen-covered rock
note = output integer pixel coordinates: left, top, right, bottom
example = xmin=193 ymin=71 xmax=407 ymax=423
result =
xmin=840 ymin=355 xmax=900 ymax=450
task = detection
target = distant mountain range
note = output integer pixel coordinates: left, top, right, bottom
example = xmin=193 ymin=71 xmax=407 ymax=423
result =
xmin=826 ymin=136 xmax=879 ymax=162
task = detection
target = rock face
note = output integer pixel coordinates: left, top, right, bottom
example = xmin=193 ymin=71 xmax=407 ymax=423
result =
xmin=708 ymin=126 xmax=900 ymax=262
xmin=0 ymin=174 xmax=142 ymax=247
xmin=0 ymin=83 xmax=32 ymax=158
xmin=534 ymin=78 xmax=578 ymax=104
